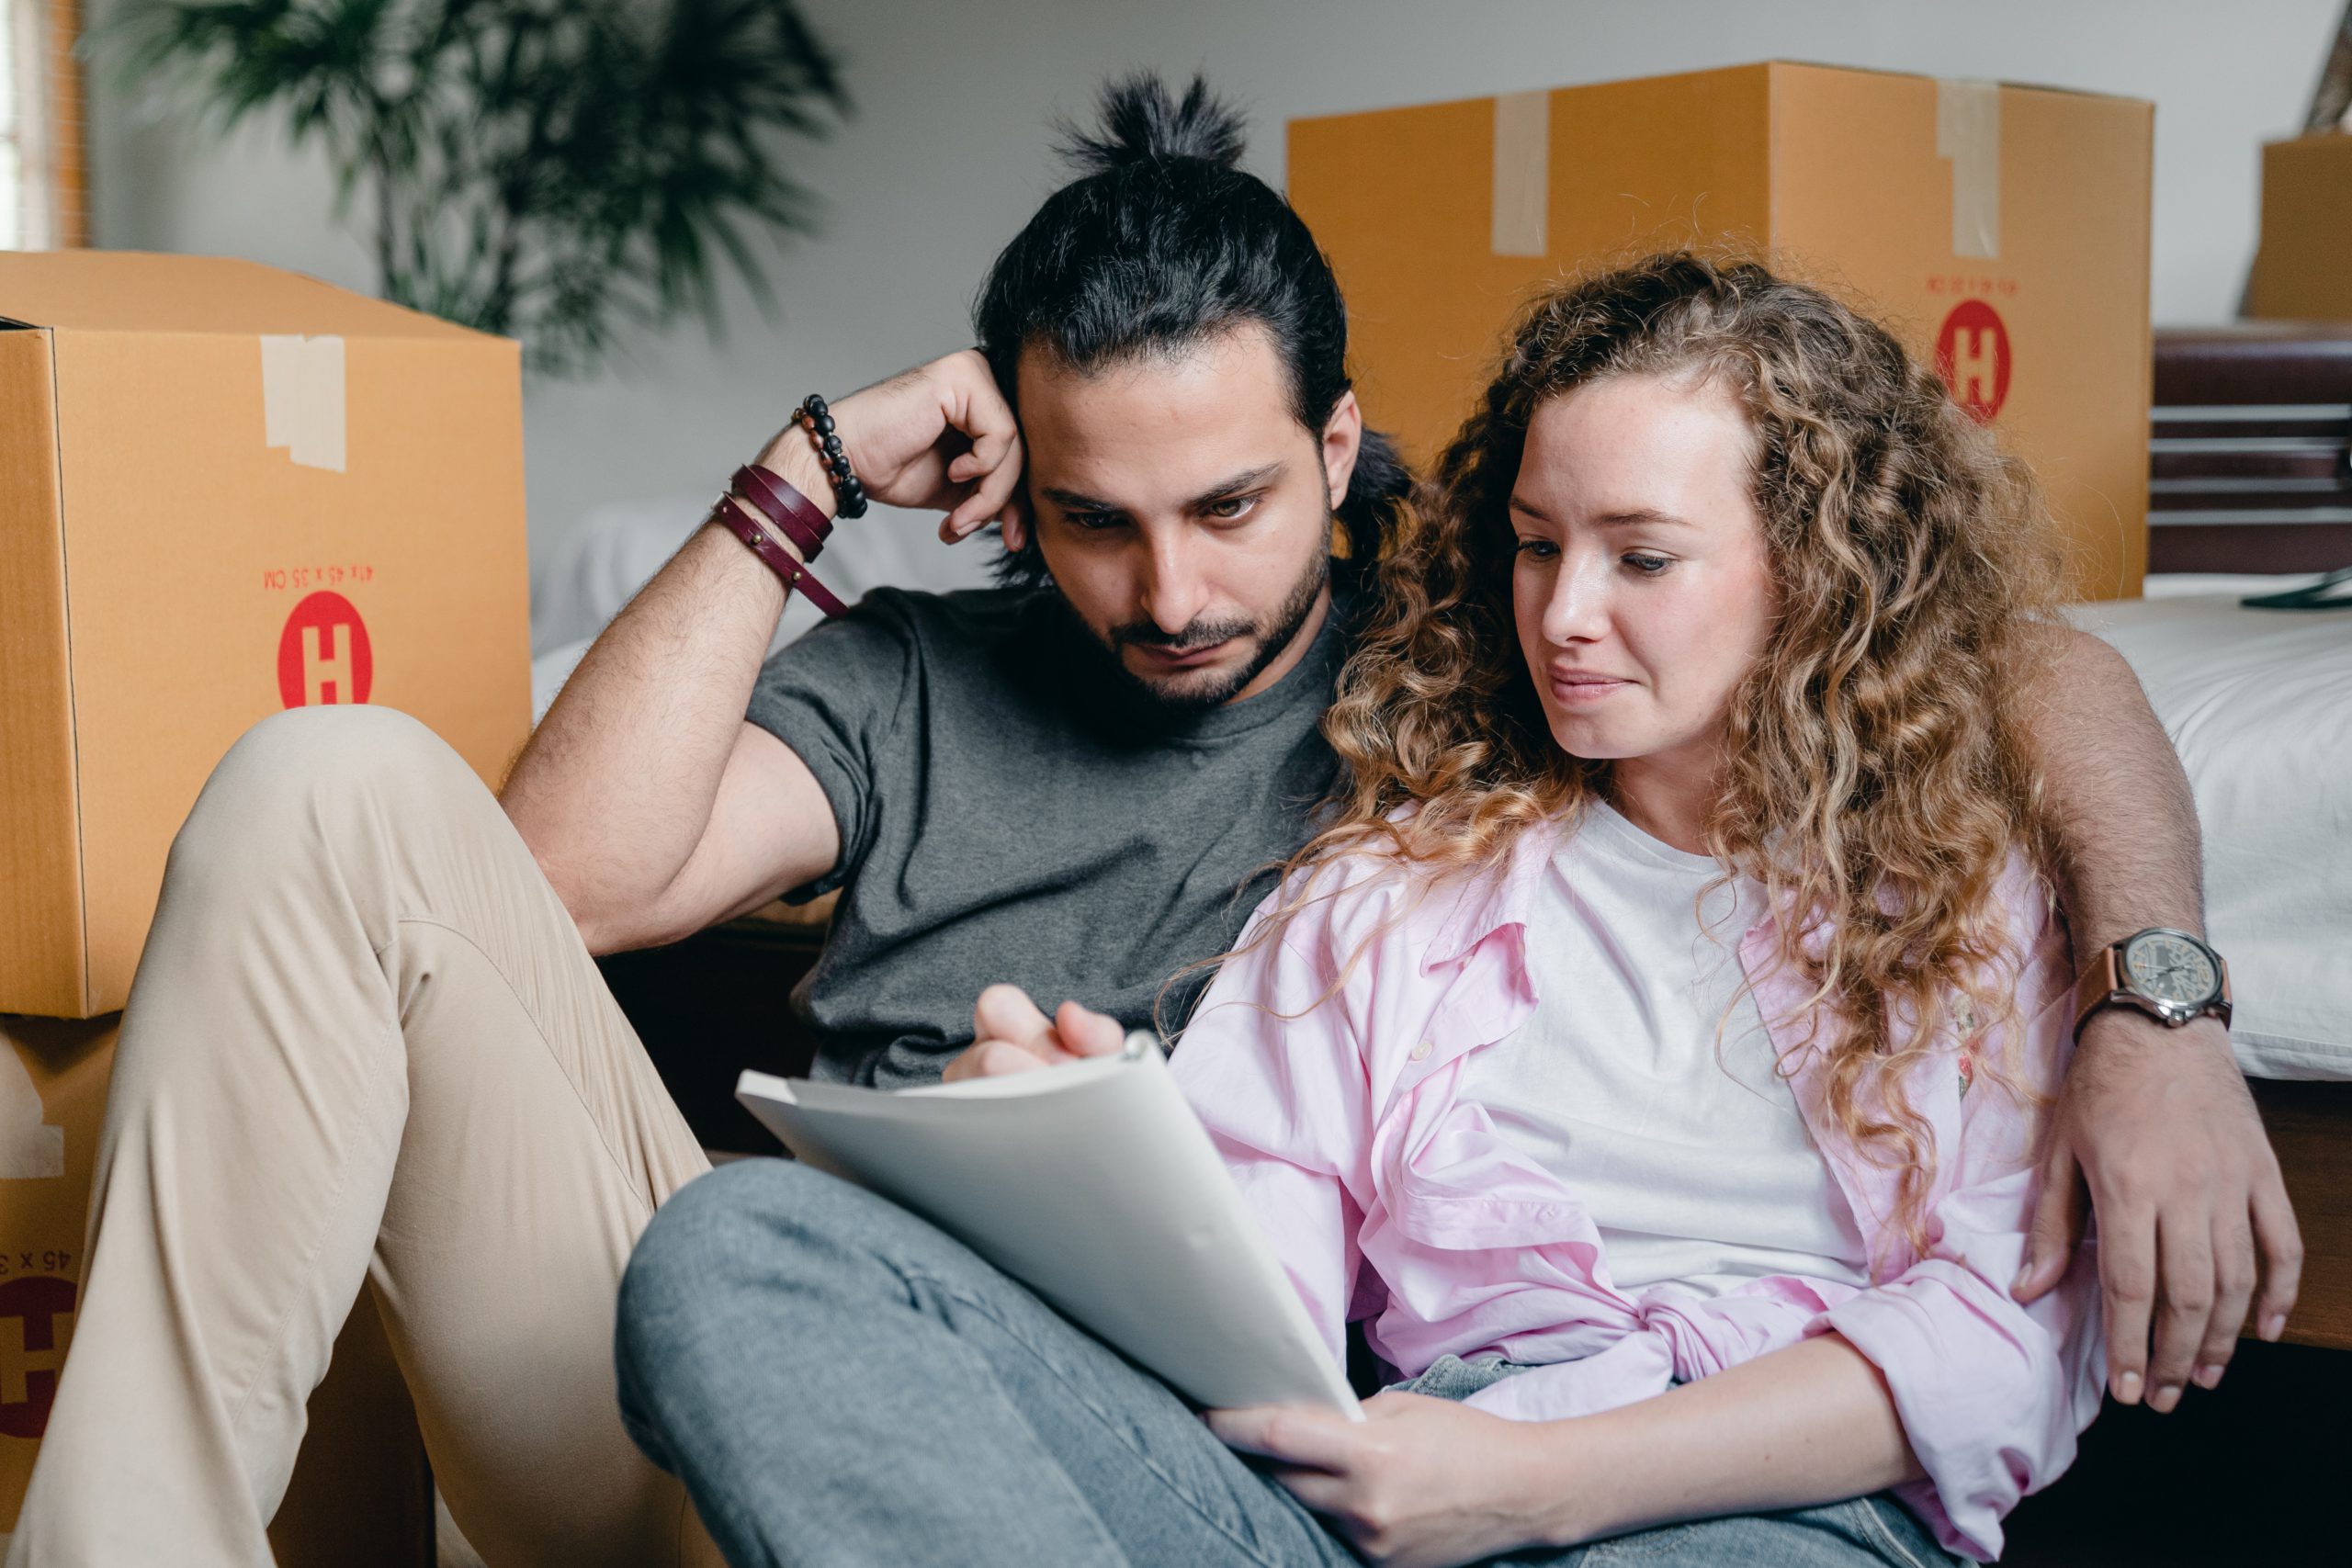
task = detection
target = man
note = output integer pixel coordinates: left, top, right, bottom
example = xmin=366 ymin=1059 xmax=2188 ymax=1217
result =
xmin=16 ymin=75 xmax=2295 ymax=1568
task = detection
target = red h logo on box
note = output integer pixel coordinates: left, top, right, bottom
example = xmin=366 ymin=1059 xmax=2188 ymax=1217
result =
xmin=0 ymin=1275 xmax=75 ymax=1439
xmin=1934 ymin=301 xmax=2012 ymax=423
xmin=277 ymin=591 xmax=375 ymax=708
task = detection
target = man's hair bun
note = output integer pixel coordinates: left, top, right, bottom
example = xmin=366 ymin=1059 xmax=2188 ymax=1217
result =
xmin=1057 ymin=73 xmax=1247 ymax=175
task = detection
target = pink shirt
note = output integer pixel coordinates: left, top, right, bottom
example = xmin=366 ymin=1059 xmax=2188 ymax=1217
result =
xmin=1168 ymin=819 xmax=2105 ymax=1562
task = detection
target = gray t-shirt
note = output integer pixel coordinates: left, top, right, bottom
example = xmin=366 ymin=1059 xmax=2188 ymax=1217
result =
xmin=745 ymin=584 xmax=1350 ymax=1088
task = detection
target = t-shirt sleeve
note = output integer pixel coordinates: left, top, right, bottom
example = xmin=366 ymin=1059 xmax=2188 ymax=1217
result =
xmin=742 ymin=592 xmax=919 ymax=901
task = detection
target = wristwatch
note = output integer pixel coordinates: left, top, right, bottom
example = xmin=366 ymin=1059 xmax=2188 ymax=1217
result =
xmin=2074 ymin=927 xmax=2232 ymax=1041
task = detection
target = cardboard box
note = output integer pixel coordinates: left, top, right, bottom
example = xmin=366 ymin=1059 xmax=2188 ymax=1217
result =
xmin=1289 ymin=62 xmax=2155 ymax=597
xmin=0 ymin=1015 xmax=109 ymax=1524
xmin=0 ymin=1017 xmax=430 ymax=1563
xmin=0 ymin=253 xmax=531 ymax=1019
xmin=2248 ymin=131 xmax=2352 ymax=321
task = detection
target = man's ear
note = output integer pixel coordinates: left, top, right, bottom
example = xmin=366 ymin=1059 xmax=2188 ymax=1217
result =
xmin=1321 ymin=390 xmax=1364 ymax=512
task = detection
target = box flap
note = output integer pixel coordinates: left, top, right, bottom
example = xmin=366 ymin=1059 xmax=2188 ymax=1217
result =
xmin=1762 ymin=60 xmax=2149 ymax=105
xmin=0 ymin=253 xmax=499 ymax=343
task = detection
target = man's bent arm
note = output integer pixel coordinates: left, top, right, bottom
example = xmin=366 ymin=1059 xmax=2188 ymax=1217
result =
xmin=501 ymin=437 xmax=842 ymax=955
xmin=2009 ymin=626 xmax=2301 ymax=1412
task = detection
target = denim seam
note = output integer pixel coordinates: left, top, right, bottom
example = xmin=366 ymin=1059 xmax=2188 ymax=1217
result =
xmin=1580 ymin=1520 xmax=1703 ymax=1563
xmin=899 ymin=1266 xmax=1311 ymax=1568
xmin=1849 ymin=1496 xmax=1947 ymax=1568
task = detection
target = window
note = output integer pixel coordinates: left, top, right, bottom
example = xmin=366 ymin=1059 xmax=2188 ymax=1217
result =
xmin=2 ymin=0 xmax=82 ymax=251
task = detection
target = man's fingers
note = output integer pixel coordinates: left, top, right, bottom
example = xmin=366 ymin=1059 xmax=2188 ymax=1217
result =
xmin=2098 ymin=1200 xmax=2156 ymax=1405
xmin=2193 ymin=1210 xmax=2259 ymax=1390
xmin=2015 ymin=1145 xmax=2086 ymax=1303
xmin=2251 ymin=1171 xmax=2304 ymax=1342
xmin=2143 ymin=1212 xmax=2214 ymax=1414
xmin=1055 ymin=999 xmax=1128 ymax=1057
xmin=944 ymin=430 xmax=1026 ymax=539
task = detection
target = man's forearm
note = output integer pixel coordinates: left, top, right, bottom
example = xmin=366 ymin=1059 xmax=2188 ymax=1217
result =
xmin=501 ymin=436 xmax=828 ymax=929
xmin=2015 ymin=627 xmax=2204 ymax=960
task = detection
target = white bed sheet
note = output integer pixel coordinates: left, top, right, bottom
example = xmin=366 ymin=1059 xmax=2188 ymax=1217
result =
xmin=2068 ymin=586 xmax=2352 ymax=1079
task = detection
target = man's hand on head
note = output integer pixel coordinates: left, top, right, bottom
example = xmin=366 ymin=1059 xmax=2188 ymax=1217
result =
xmin=755 ymin=348 xmax=1029 ymax=545
xmin=942 ymin=985 xmax=1128 ymax=1083
xmin=2013 ymin=1010 xmax=2301 ymax=1414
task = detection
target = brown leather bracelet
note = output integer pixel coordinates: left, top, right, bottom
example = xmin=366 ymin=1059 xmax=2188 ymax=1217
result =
xmin=711 ymin=495 xmax=848 ymax=617
xmin=731 ymin=463 xmax=835 ymax=560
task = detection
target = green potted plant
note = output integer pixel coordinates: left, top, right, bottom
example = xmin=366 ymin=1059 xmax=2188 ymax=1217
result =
xmin=110 ymin=0 xmax=852 ymax=373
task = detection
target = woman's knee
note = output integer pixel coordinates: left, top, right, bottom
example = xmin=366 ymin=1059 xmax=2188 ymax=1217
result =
xmin=616 ymin=1161 xmax=888 ymax=1398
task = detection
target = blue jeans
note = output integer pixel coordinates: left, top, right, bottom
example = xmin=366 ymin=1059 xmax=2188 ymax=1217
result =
xmin=616 ymin=1158 xmax=1957 ymax=1568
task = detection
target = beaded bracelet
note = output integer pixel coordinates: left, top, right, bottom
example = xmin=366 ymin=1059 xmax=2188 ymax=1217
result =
xmin=794 ymin=393 xmax=870 ymax=519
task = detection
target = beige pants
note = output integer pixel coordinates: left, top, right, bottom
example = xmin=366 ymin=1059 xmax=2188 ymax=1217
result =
xmin=10 ymin=706 xmax=724 ymax=1568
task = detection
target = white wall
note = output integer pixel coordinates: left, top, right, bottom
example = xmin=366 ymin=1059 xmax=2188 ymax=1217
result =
xmin=85 ymin=0 xmax=2344 ymax=559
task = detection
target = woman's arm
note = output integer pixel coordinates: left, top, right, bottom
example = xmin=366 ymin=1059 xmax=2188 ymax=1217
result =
xmin=1208 ymin=1334 xmax=1916 ymax=1568
xmin=1529 ymin=1333 xmax=1919 ymax=1540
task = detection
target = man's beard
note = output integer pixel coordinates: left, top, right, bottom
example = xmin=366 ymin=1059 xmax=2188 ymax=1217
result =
xmin=1069 ymin=545 xmax=1331 ymax=717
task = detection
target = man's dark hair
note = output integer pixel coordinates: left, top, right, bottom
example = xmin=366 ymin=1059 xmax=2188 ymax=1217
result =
xmin=973 ymin=73 xmax=1412 ymax=588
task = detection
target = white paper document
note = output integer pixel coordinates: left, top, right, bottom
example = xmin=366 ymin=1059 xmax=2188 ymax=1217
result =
xmin=734 ymin=1039 xmax=1363 ymax=1418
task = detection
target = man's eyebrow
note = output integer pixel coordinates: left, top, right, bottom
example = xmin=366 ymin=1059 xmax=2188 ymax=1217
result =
xmin=1187 ymin=461 xmax=1283 ymax=510
xmin=1039 ymin=462 xmax=1285 ymax=517
xmin=1040 ymin=485 xmax=1115 ymax=513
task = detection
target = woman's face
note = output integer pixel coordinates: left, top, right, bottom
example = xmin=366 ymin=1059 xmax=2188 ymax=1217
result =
xmin=1510 ymin=373 xmax=1776 ymax=784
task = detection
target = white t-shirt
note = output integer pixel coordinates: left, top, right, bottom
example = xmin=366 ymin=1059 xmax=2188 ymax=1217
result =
xmin=1456 ymin=802 xmax=1870 ymax=1299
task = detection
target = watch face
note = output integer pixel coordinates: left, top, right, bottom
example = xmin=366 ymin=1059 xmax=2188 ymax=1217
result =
xmin=2124 ymin=931 xmax=2218 ymax=1007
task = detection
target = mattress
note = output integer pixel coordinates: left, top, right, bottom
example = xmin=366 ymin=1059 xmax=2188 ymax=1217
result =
xmin=2069 ymin=585 xmax=2352 ymax=1079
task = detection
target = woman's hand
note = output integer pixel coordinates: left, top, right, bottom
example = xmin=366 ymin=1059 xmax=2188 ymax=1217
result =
xmin=754 ymin=348 xmax=1028 ymax=544
xmin=1208 ymin=1392 xmax=1573 ymax=1568
xmin=940 ymin=987 xmax=1127 ymax=1083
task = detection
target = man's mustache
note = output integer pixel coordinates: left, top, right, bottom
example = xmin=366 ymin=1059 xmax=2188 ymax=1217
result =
xmin=1109 ymin=617 xmax=1257 ymax=652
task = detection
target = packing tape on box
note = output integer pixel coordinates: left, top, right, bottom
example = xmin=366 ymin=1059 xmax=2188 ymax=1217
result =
xmin=1935 ymin=79 xmax=2001 ymax=261
xmin=0 ymin=1050 xmax=63 ymax=1179
xmin=1491 ymin=91 xmax=1550 ymax=258
xmin=260 ymin=334 xmax=348 ymax=473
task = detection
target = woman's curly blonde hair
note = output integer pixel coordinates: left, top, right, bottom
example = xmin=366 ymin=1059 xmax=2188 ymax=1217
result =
xmin=1266 ymin=252 xmax=2066 ymax=1247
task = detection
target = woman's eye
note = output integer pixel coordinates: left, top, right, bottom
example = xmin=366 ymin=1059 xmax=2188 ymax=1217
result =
xmin=1624 ymin=553 xmax=1672 ymax=575
xmin=1513 ymin=537 xmax=1557 ymax=560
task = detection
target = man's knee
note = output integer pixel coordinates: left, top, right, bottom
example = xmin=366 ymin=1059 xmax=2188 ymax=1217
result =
xmin=169 ymin=705 xmax=495 ymax=882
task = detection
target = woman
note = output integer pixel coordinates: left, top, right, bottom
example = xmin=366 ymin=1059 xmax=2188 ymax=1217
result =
xmin=618 ymin=253 xmax=2103 ymax=1568
xmin=1162 ymin=253 xmax=2102 ymax=1566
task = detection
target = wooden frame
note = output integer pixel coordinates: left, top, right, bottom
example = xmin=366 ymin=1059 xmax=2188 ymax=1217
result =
xmin=45 ymin=0 xmax=83 ymax=247
xmin=2254 ymin=1080 xmax=2352 ymax=1349
xmin=3 ymin=0 xmax=83 ymax=248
